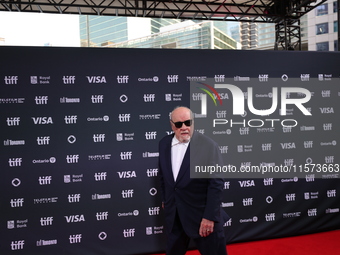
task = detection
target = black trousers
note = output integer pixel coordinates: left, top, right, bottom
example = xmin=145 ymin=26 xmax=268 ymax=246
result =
xmin=166 ymin=211 xmax=227 ymax=255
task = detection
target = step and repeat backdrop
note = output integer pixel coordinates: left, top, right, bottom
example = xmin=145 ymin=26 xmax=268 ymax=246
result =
xmin=1 ymin=47 xmax=340 ymax=254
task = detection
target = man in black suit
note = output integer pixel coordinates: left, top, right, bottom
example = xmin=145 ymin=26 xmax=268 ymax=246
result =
xmin=159 ymin=106 xmax=228 ymax=255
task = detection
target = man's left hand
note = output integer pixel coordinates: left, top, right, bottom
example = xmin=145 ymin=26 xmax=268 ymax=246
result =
xmin=199 ymin=218 xmax=214 ymax=237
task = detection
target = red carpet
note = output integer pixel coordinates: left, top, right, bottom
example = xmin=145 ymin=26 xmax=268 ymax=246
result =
xmin=151 ymin=230 xmax=340 ymax=255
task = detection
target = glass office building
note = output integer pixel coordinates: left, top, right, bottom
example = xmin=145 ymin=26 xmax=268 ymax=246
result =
xmin=80 ymin=16 xmax=180 ymax=47
xmin=110 ymin=21 xmax=237 ymax=49
xmin=80 ymin=16 xmax=237 ymax=50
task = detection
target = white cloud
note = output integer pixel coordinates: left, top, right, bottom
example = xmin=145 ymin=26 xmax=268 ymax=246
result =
xmin=0 ymin=12 xmax=80 ymax=47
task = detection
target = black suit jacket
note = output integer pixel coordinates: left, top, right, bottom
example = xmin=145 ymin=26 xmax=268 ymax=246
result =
xmin=159 ymin=132 xmax=229 ymax=238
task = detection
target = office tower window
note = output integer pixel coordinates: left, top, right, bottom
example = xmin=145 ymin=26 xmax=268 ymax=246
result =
xmin=316 ymin=4 xmax=328 ymax=16
xmin=316 ymin=23 xmax=329 ymax=35
xmin=334 ymin=1 xmax=338 ymax=13
xmin=334 ymin=21 xmax=338 ymax=33
xmin=316 ymin=42 xmax=329 ymax=51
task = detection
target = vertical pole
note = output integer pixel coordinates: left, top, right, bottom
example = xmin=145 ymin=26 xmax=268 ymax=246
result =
xmin=86 ymin=16 xmax=90 ymax=47
xmin=338 ymin=0 xmax=340 ymax=51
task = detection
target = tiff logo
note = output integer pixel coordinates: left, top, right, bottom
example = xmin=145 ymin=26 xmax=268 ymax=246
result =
xmin=122 ymin=189 xmax=134 ymax=198
xmin=327 ymin=190 xmax=336 ymax=197
xmin=144 ymin=94 xmax=155 ymax=102
xmin=38 ymin=176 xmax=52 ymax=185
xmin=300 ymin=74 xmax=310 ymax=81
xmin=63 ymin=76 xmax=75 ymax=84
xmin=40 ymin=217 xmax=53 ymax=226
xmin=145 ymin=131 xmax=157 ymax=140
xmin=10 ymin=198 xmax=24 ymax=207
xmin=94 ymin=172 xmax=107 ymax=181
xmin=66 ymin=155 xmax=79 ymax=163
xmin=219 ymin=146 xmax=228 ymax=154
xmin=118 ymin=114 xmax=131 ymax=122
xmin=11 ymin=240 xmax=24 ymax=250
xmin=286 ymin=193 xmax=296 ymax=201
xmin=120 ymin=152 xmax=132 ymax=160
xmin=214 ymin=75 xmax=225 ymax=82
xmin=306 ymin=174 xmax=315 ymax=182
xmin=308 ymin=208 xmax=317 ymax=216
xmin=96 ymin=212 xmax=109 ymax=221
xmin=265 ymin=213 xmax=275 ymax=221
xmin=282 ymin=126 xmax=292 ymax=133
xmin=325 ymin=156 xmax=334 ymax=163
xmin=259 ymin=74 xmax=269 ymax=82
xmin=284 ymin=158 xmax=294 ymax=166
xmin=7 ymin=117 xmax=20 ymax=126
xmin=147 ymin=168 xmax=158 ymax=177
xmin=123 ymin=229 xmax=135 ymax=238
xmin=224 ymin=218 xmax=232 ymax=227
xmin=117 ymin=75 xmax=129 ymax=83
xmin=35 ymin=96 xmax=48 ymax=104
xmin=167 ymin=75 xmax=179 ymax=83
xmin=5 ymin=76 xmax=18 ymax=84
xmin=239 ymin=127 xmax=249 ymax=135
xmin=192 ymin=93 xmax=202 ymax=101
xmin=262 ymin=143 xmax=272 ymax=151
xmin=68 ymin=194 xmax=81 ymax=203
xmin=321 ymin=90 xmax=331 ymax=97
xmin=37 ymin=136 xmax=50 ymax=145
xmin=91 ymin=95 xmax=104 ymax=103
xmin=9 ymin=158 xmax=22 ymax=167
xmin=304 ymin=141 xmax=313 ymax=149
xmin=263 ymin=178 xmax=274 ymax=186
xmin=242 ymin=198 xmax=253 ymax=206
xmin=323 ymin=123 xmax=332 ymax=131
xmin=69 ymin=234 xmax=82 ymax=244
xmin=224 ymin=182 xmax=230 ymax=189
xmin=93 ymin=134 xmax=105 ymax=142
xmin=65 ymin=115 xmax=77 ymax=124
xmin=216 ymin=110 xmax=227 ymax=118
xmin=148 ymin=207 xmax=160 ymax=216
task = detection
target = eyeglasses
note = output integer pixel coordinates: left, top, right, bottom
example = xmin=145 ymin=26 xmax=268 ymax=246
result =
xmin=171 ymin=119 xmax=193 ymax=128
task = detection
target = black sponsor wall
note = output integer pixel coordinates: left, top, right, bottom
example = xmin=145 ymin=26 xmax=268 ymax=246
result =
xmin=0 ymin=46 xmax=339 ymax=254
